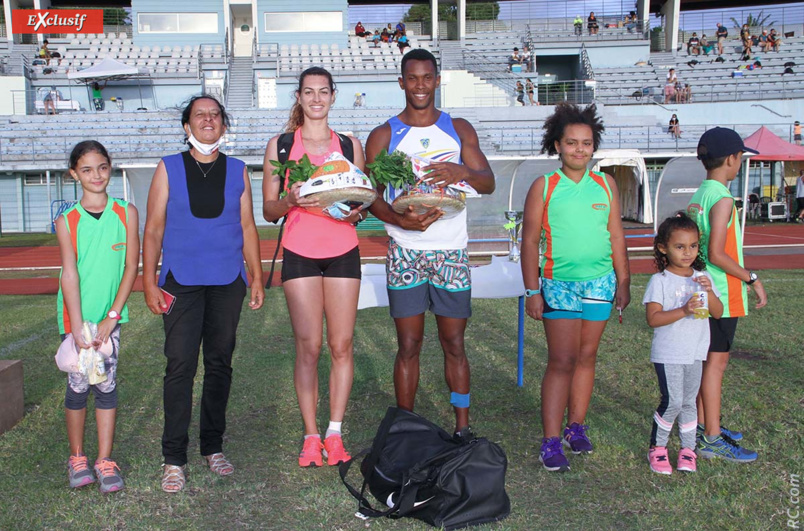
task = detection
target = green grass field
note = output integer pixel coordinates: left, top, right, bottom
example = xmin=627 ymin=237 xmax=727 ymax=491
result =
xmin=0 ymin=271 xmax=802 ymax=530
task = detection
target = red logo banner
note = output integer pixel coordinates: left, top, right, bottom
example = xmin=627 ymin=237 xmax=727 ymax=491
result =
xmin=12 ymin=9 xmax=103 ymax=34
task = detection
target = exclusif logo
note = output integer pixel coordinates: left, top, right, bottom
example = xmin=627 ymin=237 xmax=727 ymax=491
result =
xmin=11 ymin=9 xmax=103 ymax=34
xmin=111 ymin=243 xmax=126 ymax=252
xmin=592 ymin=203 xmax=608 ymax=211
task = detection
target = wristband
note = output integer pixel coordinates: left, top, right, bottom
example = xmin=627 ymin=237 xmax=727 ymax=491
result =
xmin=525 ymin=289 xmax=540 ymax=297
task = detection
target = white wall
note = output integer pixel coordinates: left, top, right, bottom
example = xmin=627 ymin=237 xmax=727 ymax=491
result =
xmin=0 ymin=78 xmax=27 ymax=115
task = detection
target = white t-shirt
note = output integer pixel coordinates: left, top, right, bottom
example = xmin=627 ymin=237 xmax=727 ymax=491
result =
xmin=642 ymin=270 xmax=721 ymax=364
xmin=797 ymin=175 xmax=804 ymax=199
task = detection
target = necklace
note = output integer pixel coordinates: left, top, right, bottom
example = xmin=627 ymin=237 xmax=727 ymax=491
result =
xmin=192 ymin=154 xmax=220 ymax=178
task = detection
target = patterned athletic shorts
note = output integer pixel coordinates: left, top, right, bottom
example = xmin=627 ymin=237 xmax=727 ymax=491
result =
xmin=542 ymin=270 xmax=616 ymax=321
xmin=386 ymin=239 xmax=471 ymax=318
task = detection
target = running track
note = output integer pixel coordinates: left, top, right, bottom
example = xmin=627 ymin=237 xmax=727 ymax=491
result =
xmin=2 ymin=225 xmax=803 ymax=295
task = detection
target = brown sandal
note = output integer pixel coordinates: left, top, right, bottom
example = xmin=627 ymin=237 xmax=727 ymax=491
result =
xmin=204 ymin=453 xmax=234 ymax=476
xmin=161 ymin=464 xmax=186 ymax=493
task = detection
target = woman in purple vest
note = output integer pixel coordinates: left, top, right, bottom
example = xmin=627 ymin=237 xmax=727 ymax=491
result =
xmin=142 ymin=95 xmax=265 ymax=493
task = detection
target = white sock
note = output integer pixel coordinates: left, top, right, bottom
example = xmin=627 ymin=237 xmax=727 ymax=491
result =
xmin=325 ymin=421 xmax=342 ymax=439
xmin=303 ymin=434 xmax=320 ymax=441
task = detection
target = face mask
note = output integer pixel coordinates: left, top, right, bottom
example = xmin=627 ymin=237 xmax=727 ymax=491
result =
xmin=187 ymin=132 xmax=223 ymax=156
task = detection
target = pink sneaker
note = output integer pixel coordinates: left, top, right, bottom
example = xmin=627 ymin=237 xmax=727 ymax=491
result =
xmin=677 ymin=448 xmax=697 ymax=472
xmin=648 ymin=446 xmax=672 ymax=475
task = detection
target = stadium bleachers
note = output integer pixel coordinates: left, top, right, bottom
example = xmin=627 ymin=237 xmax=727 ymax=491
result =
xmin=594 ymin=35 xmax=804 ymax=104
xmin=25 ymin=34 xmax=202 ymax=78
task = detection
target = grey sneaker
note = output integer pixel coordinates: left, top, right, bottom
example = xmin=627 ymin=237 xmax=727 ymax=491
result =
xmin=94 ymin=458 xmax=125 ymax=493
xmin=68 ymin=454 xmax=96 ymax=488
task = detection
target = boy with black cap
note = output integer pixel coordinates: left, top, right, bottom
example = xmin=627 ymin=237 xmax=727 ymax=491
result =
xmin=687 ymin=127 xmax=768 ymax=463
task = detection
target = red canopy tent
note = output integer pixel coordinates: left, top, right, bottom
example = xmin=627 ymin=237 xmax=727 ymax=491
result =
xmin=743 ymin=126 xmax=804 ymax=161
xmin=741 ymin=126 xmax=804 ymax=221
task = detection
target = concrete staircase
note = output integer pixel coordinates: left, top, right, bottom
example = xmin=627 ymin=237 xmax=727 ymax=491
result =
xmin=226 ymin=56 xmax=254 ymax=109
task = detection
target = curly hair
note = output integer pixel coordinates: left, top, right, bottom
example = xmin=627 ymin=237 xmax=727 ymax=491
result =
xmin=539 ymin=102 xmax=605 ymax=156
xmin=653 ymin=212 xmax=706 ymax=272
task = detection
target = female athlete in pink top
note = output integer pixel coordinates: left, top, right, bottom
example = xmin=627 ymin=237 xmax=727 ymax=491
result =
xmin=262 ymin=67 xmax=366 ymax=468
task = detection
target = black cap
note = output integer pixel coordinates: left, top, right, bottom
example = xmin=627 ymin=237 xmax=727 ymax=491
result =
xmin=697 ymin=127 xmax=759 ymax=160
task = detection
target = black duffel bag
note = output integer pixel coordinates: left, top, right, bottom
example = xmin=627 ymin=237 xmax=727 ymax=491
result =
xmin=339 ymin=407 xmax=510 ymax=530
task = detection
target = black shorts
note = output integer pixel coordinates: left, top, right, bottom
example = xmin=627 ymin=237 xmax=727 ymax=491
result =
xmin=708 ymin=316 xmax=739 ymax=353
xmin=281 ymin=246 xmax=361 ymax=282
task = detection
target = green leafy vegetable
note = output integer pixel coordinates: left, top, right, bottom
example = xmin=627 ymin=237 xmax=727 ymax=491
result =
xmin=366 ymin=149 xmax=417 ymax=189
xmin=270 ymin=154 xmax=318 ymax=197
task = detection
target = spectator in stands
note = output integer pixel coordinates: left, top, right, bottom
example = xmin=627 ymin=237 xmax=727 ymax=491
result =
xmin=588 ymin=12 xmax=599 ymax=35
xmin=515 ymin=81 xmax=525 ymax=105
xmin=675 ymin=81 xmax=685 ymax=103
xmin=574 ymin=15 xmax=583 ymax=36
xmin=716 ymin=23 xmax=728 ymax=55
xmin=396 ymin=21 xmax=406 ymax=39
xmin=371 ymin=31 xmax=381 ymax=46
xmin=794 ymin=121 xmax=801 ymax=146
xmin=740 ymin=24 xmax=750 ymax=43
xmin=387 ymin=23 xmax=395 ymax=40
xmin=355 ymin=21 xmax=370 ymax=38
xmin=623 ymin=14 xmax=636 ymax=33
xmin=521 ymin=46 xmax=533 ymax=72
xmin=700 ymin=34 xmax=714 ymax=55
xmin=526 ymin=78 xmax=536 ymax=105
xmin=398 ymin=31 xmax=410 ymax=53
xmin=381 ymin=28 xmax=391 ymax=43
xmin=683 ymin=83 xmax=692 ymax=103
xmin=92 ymin=81 xmax=107 ymax=112
xmin=687 ymin=32 xmax=701 ymax=55
xmin=508 ymin=47 xmax=522 ymax=71
xmin=669 ymin=114 xmax=681 ymax=138
xmin=43 ymin=86 xmax=60 ymax=115
xmin=741 ymin=27 xmax=753 ymax=60
xmin=262 ymin=67 xmax=365 ymax=470
xmin=143 ymin=95 xmax=264 ymax=493
xmin=39 ymin=39 xmax=61 ymax=65
xmin=759 ymin=30 xmax=771 ymax=53
xmin=769 ymin=29 xmax=781 ymax=52
xmin=664 ymin=69 xmax=677 ymax=103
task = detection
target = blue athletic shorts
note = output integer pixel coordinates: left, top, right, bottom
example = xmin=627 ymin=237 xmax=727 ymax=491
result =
xmin=541 ymin=270 xmax=616 ymax=321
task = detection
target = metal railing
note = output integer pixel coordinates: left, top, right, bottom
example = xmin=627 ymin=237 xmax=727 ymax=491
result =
xmin=597 ymin=76 xmax=804 ymax=105
xmin=579 ymin=44 xmax=594 ymax=80
xmin=485 ymin=122 xmax=794 ymax=155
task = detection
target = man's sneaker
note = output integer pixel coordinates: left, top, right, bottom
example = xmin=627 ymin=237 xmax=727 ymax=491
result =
xmin=677 ymin=448 xmax=697 ymax=472
xmin=453 ymin=426 xmax=476 ymax=444
xmin=94 ymin=458 xmax=125 ymax=493
xmin=648 ymin=446 xmax=672 ymax=475
xmin=323 ymin=434 xmax=351 ymax=466
xmin=562 ymin=423 xmax=593 ymax=454
xmin=540 ymin=437 xmax=570 ymax=472
xmin=299 ymin=436 xmax=324 ymax=467
xmin=697 ymin=435 xmax=758 ymax=463
xmin=68 ymin=454 xmax=96 ymax=488
xmin=697 ymin=423 xmax=743 ymax=442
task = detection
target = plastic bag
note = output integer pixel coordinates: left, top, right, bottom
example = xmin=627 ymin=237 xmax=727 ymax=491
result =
xmin=77 ymin=321 xmax=107 ymax=385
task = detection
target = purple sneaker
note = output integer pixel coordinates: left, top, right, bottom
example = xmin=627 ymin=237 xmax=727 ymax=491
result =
xmin=540 ymin=437 xmax=570 ymax=472
xmin=563 ymin=423 xmax=594 ymax=454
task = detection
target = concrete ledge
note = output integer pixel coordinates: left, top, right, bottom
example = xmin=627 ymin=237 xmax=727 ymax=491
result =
xmin=0 ymin=360 xmax=24 ymax=434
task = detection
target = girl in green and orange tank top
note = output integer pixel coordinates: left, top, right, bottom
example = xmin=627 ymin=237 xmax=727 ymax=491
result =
xmin=56 ymin=141 xmax=139 ymax=493
xmin=521 ymin=103 xmax=631 ymax=472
